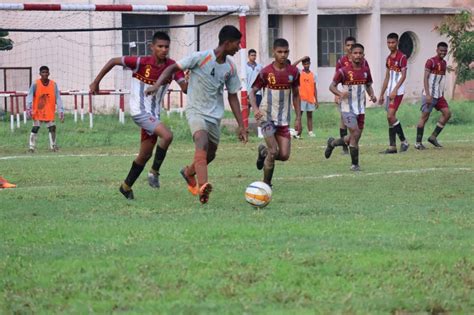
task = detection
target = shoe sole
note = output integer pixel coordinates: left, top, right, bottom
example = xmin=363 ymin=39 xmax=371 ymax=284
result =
xmin=180 ymin=168 xmax=198 ymax=196
xmin=324 ymin=137 xmax=335 ymax=159
xmin=199 ymin=183 xmax=213 ymax=204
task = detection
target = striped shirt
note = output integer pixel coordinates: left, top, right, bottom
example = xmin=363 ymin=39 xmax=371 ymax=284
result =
xmin=423 ymin=56 xmax=447 ymax=98
xmin=253 ymin=63 xmax=300 ymax=126
xmin=122 ymin=56 xmax=185 ymax=117
xmin=385 ymin=50 xmax=407 ymax=96
xmin=333 ymin=64 xmax=373 ymax=115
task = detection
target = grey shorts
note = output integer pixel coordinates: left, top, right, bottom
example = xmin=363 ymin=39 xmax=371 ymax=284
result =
xmin=33 ymin=120 xmax=55 ymax=127
xmin=187 ymin=114 xmax=221 ymax=145
xmin=301 ymin=101 xmax=316 ymax=112
xmin=341 ymin=112 xmax=365 ymax=130
xmin=132 ymin=111 xmax=161 ymax=136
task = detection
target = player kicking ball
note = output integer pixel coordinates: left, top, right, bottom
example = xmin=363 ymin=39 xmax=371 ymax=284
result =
xmin=326 ymin=43 xmax=377 ymax=171
xmin=145 ymin=25 xmax=247 ymax=204
xmin=250 ymin=38 xmax=302 ymax=187
xmin=415 ymin=42 xmax=451 ymax=149
xmin=90 ymin=32 xmax=187 ymax=200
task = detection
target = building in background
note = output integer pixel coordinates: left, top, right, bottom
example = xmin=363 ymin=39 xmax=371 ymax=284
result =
xmin=0 ymin=0 xmax=471 ymax=113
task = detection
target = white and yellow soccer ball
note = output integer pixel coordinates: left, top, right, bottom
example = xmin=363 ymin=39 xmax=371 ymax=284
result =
xmin=245 ymin=181 xmax=272 ymax=208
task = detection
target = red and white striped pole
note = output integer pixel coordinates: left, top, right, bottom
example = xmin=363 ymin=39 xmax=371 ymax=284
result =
xmin=0 ymin=4 xmax=248 ymax=13
xmin=238 ymin=11 xmax=249 ymax=130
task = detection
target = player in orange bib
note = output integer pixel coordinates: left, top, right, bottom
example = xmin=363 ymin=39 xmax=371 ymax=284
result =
xmin=26 ymin=66 xmax=64 ymax=152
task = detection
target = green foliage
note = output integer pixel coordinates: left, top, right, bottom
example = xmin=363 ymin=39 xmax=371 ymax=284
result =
xmin=0 ymin=29 xmax=13 ymax=51
xmin=435 ymin=10 xmax=474 ymax=84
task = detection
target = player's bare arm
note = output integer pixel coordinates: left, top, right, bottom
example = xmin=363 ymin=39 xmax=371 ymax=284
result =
xmin=314 ymin=82 xmax=319 ymax=108
xmin=329 ymin=82 xmax=348 ymax=100
xmin=291 ymin=56 xmax=309 ymax=67
xmin=366 ymin=84 xmax=377 ymax=103
xmin=228 ymin=93 xmax=248 ymax=143
xmin=423 ymin=68 xmax=432 ymax=104
xmin=378 ymin=69 xmax=390 ymax=105
xmin=389 ymin=68 xmax=406 ymax=100
xmin=292 ymin=85 xmax=302 ymax=134
xmin=177 ymin=80 xmax=188 ymax=94
xmin=90 ymin=57 xmax=122 ymax=94
xmin=144 ymin=63 xmax=180 ymax=96
xmin=249 ymin=86 xmax=263 ymax=120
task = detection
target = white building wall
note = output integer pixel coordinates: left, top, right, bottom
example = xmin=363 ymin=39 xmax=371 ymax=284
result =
xmin=0 ymin=0 xmax=468 ymax=113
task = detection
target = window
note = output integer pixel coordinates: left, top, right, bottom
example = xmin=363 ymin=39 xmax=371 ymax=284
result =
xmin=122 ymin=14 xmax=170 ymax=56
xmin=399 ymin=31 xmax=418 ymax=60
xmin=317 ymin=15 xmax=356 ymax=67
xmin=268 ymin=15 xmax=280 ymax=57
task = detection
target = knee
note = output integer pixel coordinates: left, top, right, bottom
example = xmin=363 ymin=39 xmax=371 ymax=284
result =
xmin=162 ymin=132 xmax=173 ymax=145
xmin=279 ymin=153 xmax=290 ymax=161
xmin=444 ymin=111 xmax=452 ymax=121
xmin=31 ymin=126 xmax=40 ymax=133
xmin=266 ymin=147 xmax=278 ymax=159
xmin=207 ymin=151 xmax=216 ymax=164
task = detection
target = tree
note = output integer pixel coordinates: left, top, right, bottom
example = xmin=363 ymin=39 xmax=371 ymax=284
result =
xmin=435 ymin=10 xmax=473 ymax=97
xmin=0 ymin=30 xmax=14 ymax=51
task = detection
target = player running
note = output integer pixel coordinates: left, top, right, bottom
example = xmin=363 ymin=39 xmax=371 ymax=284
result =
xmin=415 ymin=42 xmax=451 ymax=149
xmin=145 ymin=25 xmax=247 ymax=204
xmin=325 ymin=43 xmax=377 ymax=171
xmin=250 ymin=38 xmax=302 ymax=186
xmin=90 ymin=32 xmax=187 ymax=200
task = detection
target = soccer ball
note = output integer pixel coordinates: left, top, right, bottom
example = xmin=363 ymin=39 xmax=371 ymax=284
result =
xmin=245 ymin=181 xmax=272 ymax=208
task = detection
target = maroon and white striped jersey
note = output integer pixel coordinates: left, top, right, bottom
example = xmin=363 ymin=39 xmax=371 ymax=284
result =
xmin=122 ymin=56 xmax=185 ymax=117
xmin=333 ymin=64 xmax=373 ymax=115
xmin=385 ymin=50 xmax=407 ymax=96
xmin=253 ymin=63 xmax=300 ymax=126
xmin=423 ymin=56 xmax=447 ymax=98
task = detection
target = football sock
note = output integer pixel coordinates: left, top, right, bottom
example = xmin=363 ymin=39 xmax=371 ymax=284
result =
xmin=124 ymin=161 xmax=145 ymax=188
xmin=194 ymin=149 xmax=208 ymax=187
xmin=263 ymin=154 xmax=275 ymax=185
xmin=48 ymin=125 xmax=56 ymax=149
xmin=29 ymin=126 xmax=40 ymax=149
xmin=151 ymin=145 xmax=167 ymax=174
xmin=349 ymin=146 xmax=359 ymax=166
xmin=332 ymin=137 xmax=346 ymax=147
xmin=340 ymin=128 xmax=348 ymax=139
xmin=393 ymin=120 xmax=406 ymax=142
xmin=416 ymin=127 xmax=424 ymax=143
xmin=432 ymin=122 xmax=444 ymax=137
xmin=389 ymin=126 xmax=396 ymax=147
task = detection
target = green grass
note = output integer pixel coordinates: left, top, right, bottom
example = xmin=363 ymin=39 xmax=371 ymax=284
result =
xmin=1 ymin=101 xmax=473 ymax=314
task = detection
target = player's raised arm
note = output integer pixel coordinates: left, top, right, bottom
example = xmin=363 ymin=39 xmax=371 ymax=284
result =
xmin=90 ymin=57 xmax=122 ymax=94
xmin=145 ymin=63 xmax=180 ymax=96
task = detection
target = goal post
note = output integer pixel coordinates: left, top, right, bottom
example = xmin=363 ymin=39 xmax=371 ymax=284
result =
xmin=0 ymin=3 xmax=250 ymax=130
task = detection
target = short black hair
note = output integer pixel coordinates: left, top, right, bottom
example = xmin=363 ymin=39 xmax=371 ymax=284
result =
xmin=39 ymin=66 xmax=49 ymax=72
xmin=351 ymin=43 xmax=364 ymax=51
xmin=302 ymin=57 xmax=311 ymax=63
xmin=248 ymin=49 xmax=257 ymax=55
xmin=437 ymin=41 xmax=448 ymax=49
xmin=152 ymin=31 xmax=170 ymax=43
xmin=218 ymin=25 xmax=242 ymax=45
xmin=345 ymin=36 xmax=356 ymax=44
xmin=273 ymin=38 xmax=289 ymax=49
xmin=387 ymin=33 xmax=399 ymax=41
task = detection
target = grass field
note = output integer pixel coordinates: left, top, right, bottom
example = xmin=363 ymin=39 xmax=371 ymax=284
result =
xmin=1 ymin=101 xmax=473 ymax=314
